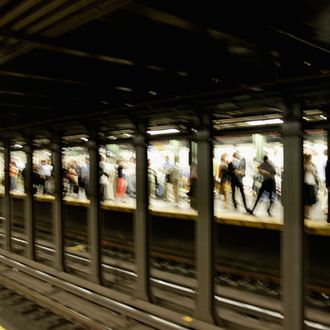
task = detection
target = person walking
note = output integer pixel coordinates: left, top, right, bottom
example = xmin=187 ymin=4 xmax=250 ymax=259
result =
xmin=218 ymin=153 xmax=231 ymax=209
xmin=251 ymin=155 xmax=276 ymax=216
xmin=326 ymin=153 xmax=330 ymax=223
xmin=228 ymin=151 xmax=250 ymax=213
xmin=304 ymin=153 xmax=318 ymax=219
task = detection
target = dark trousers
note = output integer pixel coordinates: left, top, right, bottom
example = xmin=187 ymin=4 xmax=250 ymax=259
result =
xmin=231 ymin=180 xmax=248 ymax=210
xmin=252 ymin=180 xmax=275 ymax=213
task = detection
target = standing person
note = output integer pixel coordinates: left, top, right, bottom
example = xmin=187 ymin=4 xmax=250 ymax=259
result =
xmin=116 ymin=159 xmax=126 ymax=202
xmin=187 ymin=162 xmax=197 ymax=210
xmin=326 ymin=153 xmax=330 ymax=223
xmin=251 ymin=155 xmax=276 ymax=216
xmin=126 ymin=157 xmax=136 ymax=198
xmin=228 ymin=151 xmax=250 ymax=213
xmin=148 ymin=159 xmax=157 ymax=200
xmin=100 ymin=156 xmax=115 ymax=201
xmin=304 ymin=153 xmax=319 ymax=219
xmin=39 ymin=159 xmax=53 ymax=194
xmin=66 ymin=161 xmax=79 ymax=195
xmin=218 ymin=153 xmax=231 ymax=209
xmin=170 ymin=157 xmax=181 ymax=207
xmin=162 ymin=155 xmax=173 ymax=202
xmin=80 ymin=157 xmax=90 ymax=198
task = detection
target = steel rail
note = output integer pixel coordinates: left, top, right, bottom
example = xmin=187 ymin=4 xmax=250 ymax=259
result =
xmin=2 ymin=234 xmax=330 ymax=330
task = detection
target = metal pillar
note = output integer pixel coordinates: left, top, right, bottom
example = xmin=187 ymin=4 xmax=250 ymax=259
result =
xmin=87 ymin=130 xmax=102 ymax=284
xmin=24 ymin=137 xmax=35 ymax=260
xmin=51 ymin=136 xmax=65 ymax=271
xmin=282 ymin=101 xmax=304 ymax=330
xmin=134 ymin=121 xmax=150 ymax=301
xmin=4 ymin=139 xmax=12 ymax=251
xmin=195 ymin=113 xmax=216 ymax=323
xmin=326 ymin=128 xmax=330 ymax=223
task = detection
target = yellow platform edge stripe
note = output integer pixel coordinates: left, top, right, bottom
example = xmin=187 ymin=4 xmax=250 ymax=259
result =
xmin=3 ymin=193 xmax=330 ymax=236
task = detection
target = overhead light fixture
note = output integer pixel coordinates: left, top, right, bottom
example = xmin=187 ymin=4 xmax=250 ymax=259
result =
xmin=147 ymin=65 xmax=165 ymax=72
xmin=80 ymin=137 xmax=88 ymax=142
xmin=115 ymin=86 xmax=133 ymax=92
xmin=147 ymin=128 xmax=180 ymax=135
xmin=178 ymin=71 xmax=188 ymax=77
xmin=148 ymin=91 xmax=157 ymax=96
xmin=14 ymin=144 xmax=23 ymax=148
xmin=122 ymin=133 xmax=132 ymax=137
xmin=248 ymin=86 xmax=263 ymax=92
xmin=246 ymin=118 xmax=283 ymax=126
xmin=211 ymin=78 xmax=222 ymax=83
xmin=320 ymin=115 xmax=327 ymax=120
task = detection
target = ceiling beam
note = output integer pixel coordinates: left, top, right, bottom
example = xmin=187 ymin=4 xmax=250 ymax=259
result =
xmin=0 ymin=70 xmax=85 ymax=85
xmin=269 ymin=26 xmax=330 ymax=55
xmin=24 ymin=0 xmax=98 ymax=35
xmin=0 ymin=28 xmax=135 ymax=66
xmin=43 ymin=0 xmax=132 ymax=38
xmin=10 ymin=0 xmax=70 ymax=31
xmin=0 ymin=0 xmax=132 ymax=65
xmin=125 ymin=3 xmax=255 ymax=50
xmin=0 ymin=0 xmax=42 ymax=28
xmin=0 ymin=89 xmax=48 ymax=98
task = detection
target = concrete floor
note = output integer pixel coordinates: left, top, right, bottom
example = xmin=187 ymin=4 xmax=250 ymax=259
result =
xmin=105 ymin=186 xmax=328 ymax=223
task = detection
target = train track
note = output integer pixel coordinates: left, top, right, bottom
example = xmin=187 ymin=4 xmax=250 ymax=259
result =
xmin=13 ymin=219 xmax=330 ymax=295
xmin=1 ymin=231 xmax=330 ymax=329
xmin=3 ymin=219 xmax=330 ymax=306
xmin=0 ymin=283 xmax=84 ymax=330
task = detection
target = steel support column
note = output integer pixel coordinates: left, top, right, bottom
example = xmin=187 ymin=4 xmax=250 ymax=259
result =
xmin=327 ymin=128 xmax=330 ymax=223
xmin=24 ymin=137 xmax=35 ymax=260
xmin=282 ymin=101 xmax=304 ymax=330
xmin=134 ymin=121 xmax=150 ymax=301
xmin=51 ymin=136 xmax=65 ymax=271
xmin=4 ymin=139 xmax=12 ymax=251
xmin=195 ymin=113 xmax=216 ymax=323
xmin=87 ymin=130 xmax=102 ymax=284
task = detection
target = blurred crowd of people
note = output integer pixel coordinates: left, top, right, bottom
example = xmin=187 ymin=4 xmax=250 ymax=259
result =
xmin=216 ymin=150 xmax=329 ymax=219
xmin=5 ymin=148 xmax=330 ymax=221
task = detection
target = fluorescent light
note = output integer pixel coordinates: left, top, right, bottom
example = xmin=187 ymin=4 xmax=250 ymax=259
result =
xmin=246 ymin=118 xmax=283 ymax=126
xmin=115 ymin=86 xmax=133 ymax=92
xmin=14 ymin=144 xmax=23 ymax=148
xmin=320 ymin=115 xmax=327 ymax=120
xmin=122 ymin=133 xmax=132 ymax=137
xmin=178 ymin=71 xmax=188 ymax=77
xmin=147 ymin=128 xmax=180 ymax=135
xmin=80 ymin=137 xmax=88 ymax=142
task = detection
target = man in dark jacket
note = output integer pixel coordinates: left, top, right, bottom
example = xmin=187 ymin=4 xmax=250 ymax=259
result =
xmin=251 ymin=155 xmax=276 ymax=216
xmin=228 ymin=151 xmax=251 ymax=213
xmin=325 ymin=156 xmax=330 ymax=223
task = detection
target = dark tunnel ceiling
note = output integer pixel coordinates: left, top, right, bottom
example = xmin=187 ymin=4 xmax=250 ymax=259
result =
xmin=0 ymin=0 xmax=330 ymax=134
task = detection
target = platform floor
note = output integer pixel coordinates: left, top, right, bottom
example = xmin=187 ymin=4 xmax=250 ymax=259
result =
xmin=6 ymin=190 xmax=330 ymax=235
